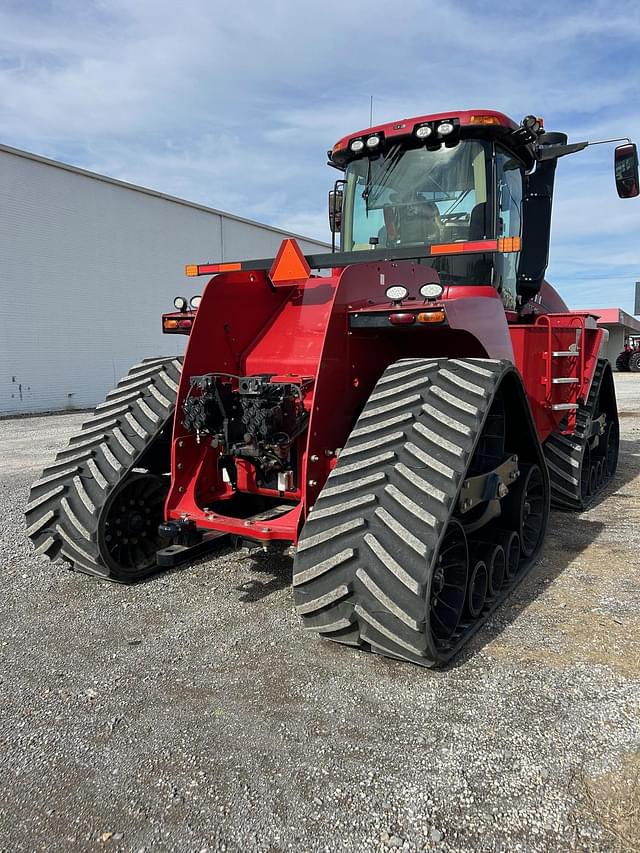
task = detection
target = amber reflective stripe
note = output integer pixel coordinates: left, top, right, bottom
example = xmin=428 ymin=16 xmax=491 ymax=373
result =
xmin=430 ymin=239 xmax=498 ymax=256
xmin=199 ymin=262 xmax=242 ymax=274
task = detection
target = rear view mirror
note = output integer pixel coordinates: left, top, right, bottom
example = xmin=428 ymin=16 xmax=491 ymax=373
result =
xmin=615 ymin=143 xmax=639 ymax=198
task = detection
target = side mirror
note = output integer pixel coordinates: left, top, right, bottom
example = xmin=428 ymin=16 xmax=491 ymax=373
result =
xmin=615 ymin=143 xmax=639 ymax=198
xmin=328 ymin=186 xmax=344 ymax=233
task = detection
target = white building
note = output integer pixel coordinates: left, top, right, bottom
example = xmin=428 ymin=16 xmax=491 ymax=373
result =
xmin=0 ymin=144 xmax=328 ymax=415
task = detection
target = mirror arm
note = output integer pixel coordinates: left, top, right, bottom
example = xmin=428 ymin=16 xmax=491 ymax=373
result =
xmin=536 ymin=136 xmax=632 ymax=162
xmin=535 ymin=141 xmax=589 ymax=161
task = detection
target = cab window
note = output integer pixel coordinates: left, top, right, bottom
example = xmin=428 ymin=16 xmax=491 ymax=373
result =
xmin=495 ymin=147 xmax=523 ymax=309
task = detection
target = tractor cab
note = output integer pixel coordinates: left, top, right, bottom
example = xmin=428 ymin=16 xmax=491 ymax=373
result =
xmin=329 ymin=110 xmax=639 ymax=311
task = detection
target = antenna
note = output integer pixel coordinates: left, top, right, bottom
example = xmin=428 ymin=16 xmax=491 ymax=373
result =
xmin=369 ymin=95 xmax=373 ymax=126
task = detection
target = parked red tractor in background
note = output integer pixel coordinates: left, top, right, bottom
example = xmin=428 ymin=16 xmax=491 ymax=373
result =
xmin=616 ymin=334 xmax=640 ymax=372
xmin=27 ymin=109 xmax=639 ymax=667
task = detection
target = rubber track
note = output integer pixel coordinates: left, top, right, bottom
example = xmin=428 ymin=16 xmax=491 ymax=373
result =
xmin=26 ymin=357 xmax=182 ymax=580
xmin=293 ymin=357 xmax=546 ymax=667
xmin=543 ymin=358 xmax=614 ymax=510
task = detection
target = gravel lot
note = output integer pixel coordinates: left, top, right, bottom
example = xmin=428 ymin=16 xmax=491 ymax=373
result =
xmin=1 ymin=375 xmax=639 ymax=853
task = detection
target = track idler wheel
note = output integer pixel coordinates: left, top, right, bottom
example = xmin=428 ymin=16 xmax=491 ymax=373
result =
xmin=429 ymin=519 xmax=468 ymax=643
xmin=97 ymin=472 xmax=170 ymax=578
xmin=465 ymin=560 xmax=488 ymax=619
xmin=502 ymin=463 xmax=545 ymax=558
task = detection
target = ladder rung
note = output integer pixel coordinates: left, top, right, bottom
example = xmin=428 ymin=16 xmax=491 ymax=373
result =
xmin=551 ymin=403 xmax=579 ymax=411
xmin=552 ymin=350 xmax=579 ymax=357
xmin=552 ymin=377 xmax=580 ymax=384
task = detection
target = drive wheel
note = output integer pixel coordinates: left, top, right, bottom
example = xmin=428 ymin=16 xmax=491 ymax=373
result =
xmin=98 ymin=473 xmax=169 ymax=578
xmin=503 ymin=463 xmax=545 ymax=557
xmin=630 ymin=352 xmax=640 ymax=373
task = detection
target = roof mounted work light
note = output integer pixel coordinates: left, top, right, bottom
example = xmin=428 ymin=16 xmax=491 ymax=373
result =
xmin=437 ymin=121 xmax=455 ymax=136
xmin=415 ymin=124 xmax=433 ymax=139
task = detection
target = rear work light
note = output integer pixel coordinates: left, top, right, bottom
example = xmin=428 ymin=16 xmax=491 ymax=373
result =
xmin=437 ymin=121 xmax=455 ymax=136
xmin=385 ymin=285 xmax=409 ymax=302
xmin=415 ymin=124 xmax=433 ymax=139
xmin=173 ymin=296 xmax=188 ymax=311
xmin=420 ymin=283 xmax=444 ymax=299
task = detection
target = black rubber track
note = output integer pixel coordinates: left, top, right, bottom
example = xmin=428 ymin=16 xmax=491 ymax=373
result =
xmin=292 ymin=357 xmax=549 ymax=667
xmin=543 ymin=358 xmax=618 ymax=511
xmin=25 ymin=356 xmax=182 ymax=582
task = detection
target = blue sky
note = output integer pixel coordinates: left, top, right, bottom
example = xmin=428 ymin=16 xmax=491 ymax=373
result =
xmin=1 ymin=0 xmax=640 ymax=312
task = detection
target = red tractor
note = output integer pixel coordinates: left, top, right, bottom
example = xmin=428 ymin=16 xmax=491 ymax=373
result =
xmin=26 ymin=110 xmax=639 ymax=667
xmin=616 ymin=334 xmax=640 ymax=372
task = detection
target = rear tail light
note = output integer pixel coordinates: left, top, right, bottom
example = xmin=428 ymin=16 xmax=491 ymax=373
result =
xmin=389 ymin=313 xmax=416 ymax=325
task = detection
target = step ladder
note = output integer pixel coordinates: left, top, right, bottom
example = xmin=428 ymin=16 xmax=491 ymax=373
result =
xmin=537 ymin=315 xmax=586 ymax=434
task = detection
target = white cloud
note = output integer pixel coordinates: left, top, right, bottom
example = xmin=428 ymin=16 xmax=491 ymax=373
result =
xmin=1 ymin=0 xmax=639 ymax=309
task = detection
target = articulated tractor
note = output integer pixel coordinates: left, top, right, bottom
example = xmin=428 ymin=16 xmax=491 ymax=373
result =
xmin=27 ymin=110 xmax=639 ymax=666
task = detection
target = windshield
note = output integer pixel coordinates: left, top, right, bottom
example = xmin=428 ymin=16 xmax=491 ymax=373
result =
xmin=342 ymin=140 xmax=492 ymax=258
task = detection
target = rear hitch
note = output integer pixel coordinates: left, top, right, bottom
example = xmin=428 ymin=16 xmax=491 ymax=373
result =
xmin=156 ymin=519 xmax=229 ymax=567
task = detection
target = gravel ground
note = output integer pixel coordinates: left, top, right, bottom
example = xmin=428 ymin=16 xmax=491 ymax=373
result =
xmin=1 ymin=375 xmax=639 ymax=853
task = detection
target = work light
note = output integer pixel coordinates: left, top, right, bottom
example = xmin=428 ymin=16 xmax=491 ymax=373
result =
xmin=437 ymin=122 xmax=455 ymax=136
xmin=385 ymin=285 xmax=408 ymax=302
xmin=420 ymin=283 xmax=444 ymax=299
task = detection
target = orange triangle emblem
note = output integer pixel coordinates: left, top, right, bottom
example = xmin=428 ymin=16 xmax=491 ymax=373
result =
xmin=269 ymin=239 xmax=311 ymax=287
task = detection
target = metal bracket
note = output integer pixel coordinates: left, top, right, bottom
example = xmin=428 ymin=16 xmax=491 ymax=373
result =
xmin=590 ymin=412 xmax=606 ymax=438
xmin=156 ymin=531 xmax=229 ymax=568
xmin=458 ymin=455 xmax=519 ymax=514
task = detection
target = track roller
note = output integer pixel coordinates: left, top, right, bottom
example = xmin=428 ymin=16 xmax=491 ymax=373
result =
xmin=472 ymin=542 xmax=506 ymax=596
xmin=293 ymin=357 xmax=549 ymax=667
xmin=501 ymin=463 xmax=545 ymax=558
xmin=492 ymin=529 xmax=521 ymax=579
xmin=466 ymin=560 xmax=488 ymax=619
xmin=26 ymin=356 xmax=182 ymax=582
